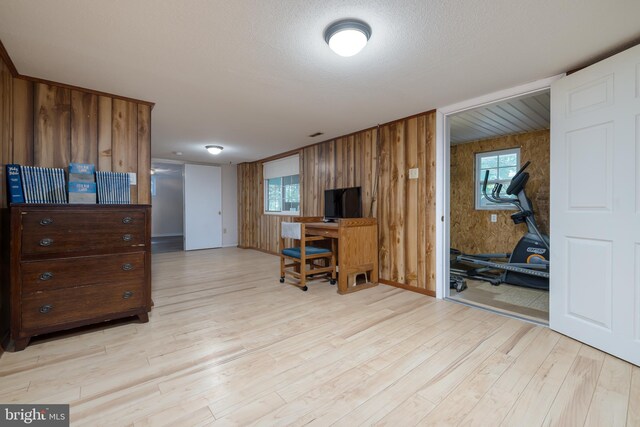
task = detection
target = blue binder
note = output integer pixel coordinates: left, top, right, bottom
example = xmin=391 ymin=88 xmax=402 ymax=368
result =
xmin=5 ymin=164 xmax=25 ymax=204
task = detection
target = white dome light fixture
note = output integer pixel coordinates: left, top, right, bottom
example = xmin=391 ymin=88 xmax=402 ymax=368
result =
xmin=324 ymin=19 xmax=371 ymax=57
xmin=205 ymin=145 xmax=224 ymax=155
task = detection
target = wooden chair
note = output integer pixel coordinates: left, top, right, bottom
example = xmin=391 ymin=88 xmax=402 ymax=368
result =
xmin=279 ymin=221 xmax=336 ymax=291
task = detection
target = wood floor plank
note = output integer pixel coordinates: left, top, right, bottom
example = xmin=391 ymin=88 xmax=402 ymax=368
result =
xmin=339 ymin=319 xmax=526 ymax=426
xmin=0 ymin=248 xmax=636 ymax=427
xmin=303 ymin=319 xmax=513 ymax=425
xmin=500 ymin=336 xmax=581 ymax=427
xmin=583 ymin=354 xmax=632 ymax=427
xmin=459 ymin=327 xmax=561 ymax=425
xmin=209 ymin=392 xmax=285 ymax=426
xmin=541 ymin=345 xmax=606 ymax=427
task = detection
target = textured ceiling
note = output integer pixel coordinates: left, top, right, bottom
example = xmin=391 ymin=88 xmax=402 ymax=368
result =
xmin=1 ymin=1 xmax=639 ymax=164
xmin=450 ymin=91 xmax=550 ymax=144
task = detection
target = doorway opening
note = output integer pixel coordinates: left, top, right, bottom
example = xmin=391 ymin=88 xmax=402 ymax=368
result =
xmin=151 ymin=161 xmax=185 ymax=253
xmin=446 ymin=90 xmax=551 ymax=324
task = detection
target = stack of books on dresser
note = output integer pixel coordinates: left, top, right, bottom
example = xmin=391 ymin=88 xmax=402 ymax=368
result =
xmin=68 ymin=163 xmax=97 ymax=204
xmin=5 ymin=164 xmax=67 ymax=204
xmin=5 ymin=163 xmax=132 ymax=205
xmin=96 ymin=171 xmax=131 ymax=204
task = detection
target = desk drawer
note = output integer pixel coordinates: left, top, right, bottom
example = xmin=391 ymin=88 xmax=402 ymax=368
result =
xmin=306 ymin=227 xmax=339 ymax=239
xmin=21 ymin=253 xmax=145 ymax=294
xmin=21 ymin=282 xmax=144 ymax=332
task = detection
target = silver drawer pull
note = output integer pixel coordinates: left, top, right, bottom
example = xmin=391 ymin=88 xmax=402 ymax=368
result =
xmin=122 ymin=291 xmax=134 ymax=299
xmin=122 ymin=263 xmax=134 ymax=271
xmin=122 ymin=216 xmax=133 ymax=224
xmin=39 ymin=272 xmax=54 ymax=281
xmin=39 ymin=304 xmax=53 ymax=314
xmin=39 ymin=217 xmax=54 ymax=226
xmin=39 ymin=238 xmax=54 ymax=247
xmin=122 ymin=234 xmax=133 ymax=242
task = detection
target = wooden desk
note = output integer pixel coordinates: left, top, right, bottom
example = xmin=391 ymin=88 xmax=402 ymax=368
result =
xmin=303 ymin=218 xmax=378 ymax=294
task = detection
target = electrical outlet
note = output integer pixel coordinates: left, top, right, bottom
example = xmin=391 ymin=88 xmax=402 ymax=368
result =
xmin=491 ymin=214 xmax=497 ymax=223
xmin=408 ymin=168 xmax=419 ymax=179
xmin=223 ymin=228 xmax=227 ymax=234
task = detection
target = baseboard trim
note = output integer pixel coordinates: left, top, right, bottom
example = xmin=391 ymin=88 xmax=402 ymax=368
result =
xmin=238 ymin=246 xmax=278 ymax=256
xmin=379 ymin=279 xmax=436 ymax=297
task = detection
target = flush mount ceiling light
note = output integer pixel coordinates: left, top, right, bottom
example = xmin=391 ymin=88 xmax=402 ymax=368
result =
xmin=324 ymin=19 xmax=372 ymax=57
xmin=205 ymin=145 xmax=224 ymax=155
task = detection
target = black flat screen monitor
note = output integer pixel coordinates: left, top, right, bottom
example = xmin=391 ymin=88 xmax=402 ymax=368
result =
xmin=324 ymin=187 xmax=362 ymax=219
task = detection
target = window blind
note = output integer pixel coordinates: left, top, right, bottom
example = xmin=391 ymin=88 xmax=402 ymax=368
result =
xmin=263 ymin=154 xmax=299 ymax=179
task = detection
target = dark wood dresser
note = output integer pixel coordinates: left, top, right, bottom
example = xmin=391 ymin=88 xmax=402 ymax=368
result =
xmin=2 ymin=204 xmax=151 ymax=351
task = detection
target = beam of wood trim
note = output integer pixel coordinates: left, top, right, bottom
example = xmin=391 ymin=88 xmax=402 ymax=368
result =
xmin=0 ymin=37 xmax=155 ymax=107
xmin=18 ymin=75 xmax=155 ymax=108
xmin=0 ymin=38 xmax=19 ymax=77
xmin=238 ymin=246 xmax=279 ymax=256
xmin=240 ymin=109 xmax=437 ymax=166
xmin=379 ymin=279 xmax=436 ymax=297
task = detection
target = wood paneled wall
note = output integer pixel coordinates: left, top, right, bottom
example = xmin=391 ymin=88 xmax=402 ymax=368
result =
xmin=450 ymin=129 xmax=550 ymax=255
xmin=1 ymin=41 xmax=153 ymax=351
xmin=1 ymin=79 xmax=152 ymax=207
xmin=0 ymin=55 xmax=13 ymax=210
xmin=378 ymin=114 xmax=436 ymax=292
xmin=238 ymin=112 xmax=437 ymax=295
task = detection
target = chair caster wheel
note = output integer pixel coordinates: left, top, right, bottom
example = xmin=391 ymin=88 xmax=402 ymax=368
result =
xmin=301 ymin=286 xmax=308 ymax=291
xmin=279 ymin=277 xmax=285 ymax=283
xmin=330 ymin=279 xmax=336 ymax=285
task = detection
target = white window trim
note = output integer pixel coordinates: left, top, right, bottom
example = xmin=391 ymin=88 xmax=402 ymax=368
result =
xmin=475 ymin=148 xmax=520 ymax=211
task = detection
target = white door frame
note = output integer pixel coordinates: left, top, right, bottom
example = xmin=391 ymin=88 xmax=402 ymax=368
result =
xmin=434 ymin=74 xmax=564 ymax=299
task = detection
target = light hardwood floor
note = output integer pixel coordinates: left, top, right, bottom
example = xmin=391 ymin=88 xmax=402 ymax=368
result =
xmin=1 ymin=248 xmax=638 ymax=426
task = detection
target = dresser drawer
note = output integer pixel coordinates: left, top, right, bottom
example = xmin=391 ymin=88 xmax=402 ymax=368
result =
xmin=21 ymin=253 xmax=145 ymax=294
xmin=21 ymin=209 xmax=145 ymax=232
xmin=20 ymin=209 xmax=146 ymax=255
xmin=21 ymin=229 xmax=146 ymax=255
xmin=21 ymin=282 xmax=145 ymax=332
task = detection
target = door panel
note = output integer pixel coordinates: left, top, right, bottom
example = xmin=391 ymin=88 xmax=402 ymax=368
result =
xmin=565 ymin=237 xmax=612 ymax=329
xmin=566 ymin=122 xmax=613 ymax=210
xmin=566 ymin=74 xmax=613 ymax=116
xmin=551 ymin=44 xmax=640 ymax=366
xmin=184 ymin=164 xmax=222 ymax=251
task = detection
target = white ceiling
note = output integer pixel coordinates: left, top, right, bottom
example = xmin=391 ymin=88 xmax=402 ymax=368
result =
xmin=450 ymin=91 xmax=550 ymax=144
xmin=1 ymin=1 xmax=639 ymax=165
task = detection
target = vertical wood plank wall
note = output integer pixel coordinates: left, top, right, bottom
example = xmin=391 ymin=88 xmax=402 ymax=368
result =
xmin=0 ymin=48 xmax=152 ymax=350
xmin=238 ymin=112 xmax=437 ymax=295
xmin=0 ymin=77 xmax=152 ymax=207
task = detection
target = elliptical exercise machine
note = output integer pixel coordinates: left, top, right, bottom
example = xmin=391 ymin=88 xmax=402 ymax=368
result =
xmin=451 ymin=161 xmax=550 ymax=291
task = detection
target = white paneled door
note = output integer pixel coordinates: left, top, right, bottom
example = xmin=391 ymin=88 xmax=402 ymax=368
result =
xmin=550 ymin=44 xmax=640 ymax=366
xmin=184 ymin=164 xmax=222 ymax=251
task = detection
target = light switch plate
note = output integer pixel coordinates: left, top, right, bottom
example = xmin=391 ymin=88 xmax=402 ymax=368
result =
xmin=128 ymin=172 xmax=137 ymax=185
xmin=491 ymin=214 xmax=497 ymax=223
xmin=408 ymin=168 xmax=419 ymax=179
